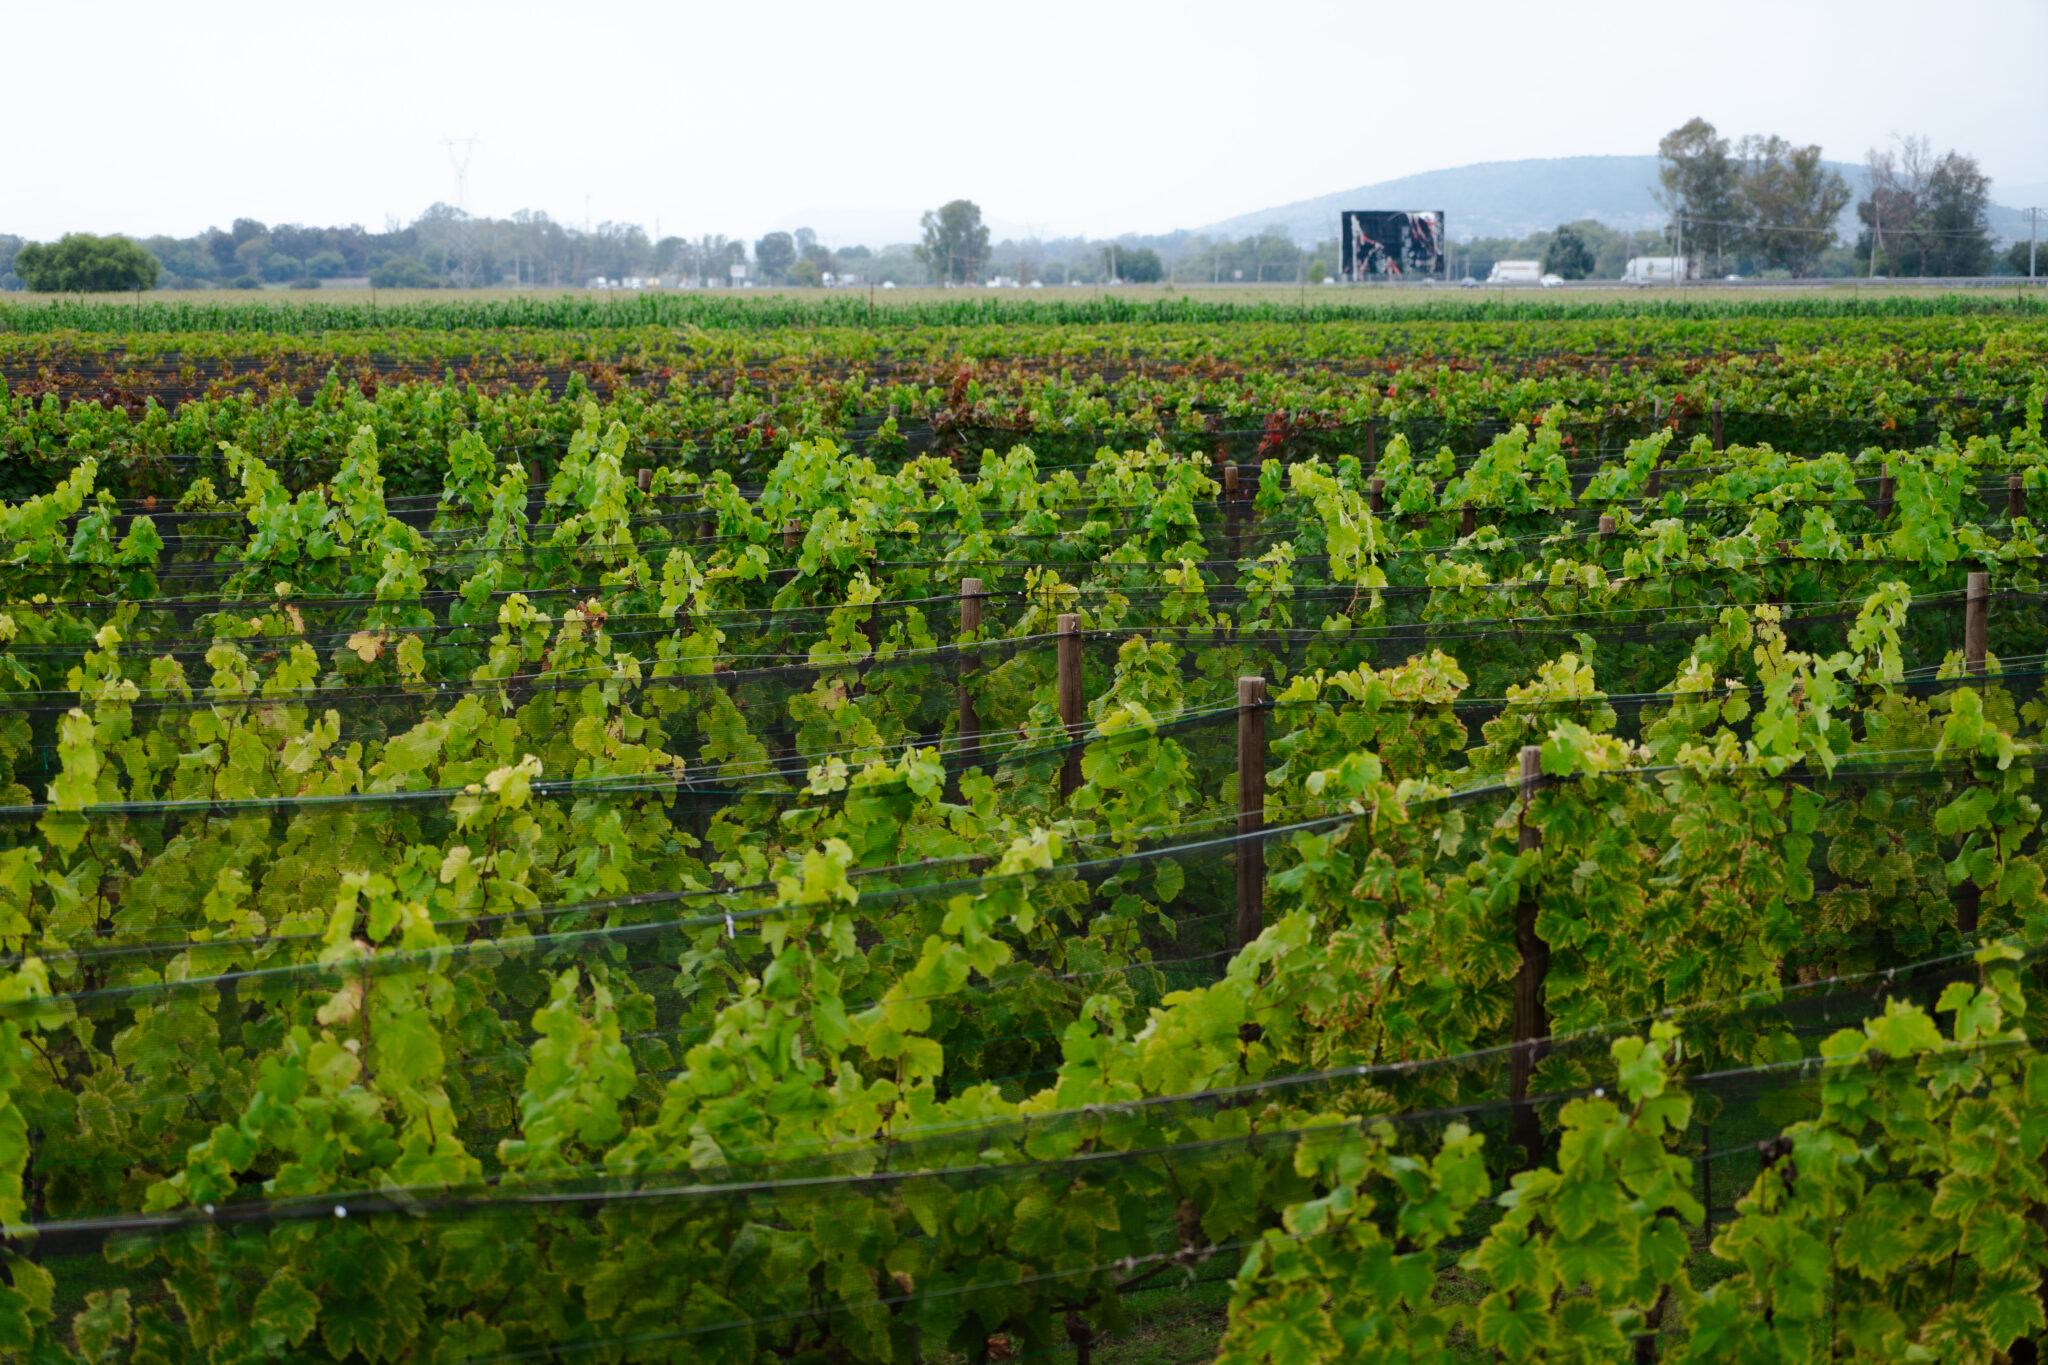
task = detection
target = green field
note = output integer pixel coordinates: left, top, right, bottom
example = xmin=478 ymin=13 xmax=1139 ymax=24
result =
xmin=9 ymin=278 xmax=2046 ymax=308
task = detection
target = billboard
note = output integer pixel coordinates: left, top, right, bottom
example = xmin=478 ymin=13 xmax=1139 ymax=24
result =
xmin=1340 ymin=211 xmax=1445 ymax=280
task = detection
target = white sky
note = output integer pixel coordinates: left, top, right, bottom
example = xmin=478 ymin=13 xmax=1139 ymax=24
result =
xmin=8 ymin=0 xmax=2045 ymax=246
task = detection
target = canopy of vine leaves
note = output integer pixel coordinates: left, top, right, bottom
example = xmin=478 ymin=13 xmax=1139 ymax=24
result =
xmin=0 ymin=297 xmax=2043 ymax=1362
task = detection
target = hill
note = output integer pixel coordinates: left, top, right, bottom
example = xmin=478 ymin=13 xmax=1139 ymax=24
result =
xmin=1201 ymin=155 xmax=2033 ymax=247
xmin=1198 ymin=156 xmax=1675 ymax=243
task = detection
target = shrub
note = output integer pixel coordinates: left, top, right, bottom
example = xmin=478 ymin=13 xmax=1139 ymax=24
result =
xmin=1113 ymin=246 xmax=1164 ymax=283
xmin=369 ymin=256 xmax=439 ymax=289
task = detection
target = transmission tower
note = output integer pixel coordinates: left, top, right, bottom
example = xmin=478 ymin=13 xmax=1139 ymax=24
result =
xmin=445 ymin=135 xmax=481 ymax=288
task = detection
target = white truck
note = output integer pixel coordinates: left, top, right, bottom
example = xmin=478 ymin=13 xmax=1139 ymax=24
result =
xmin=1623 ymin=256 xmax=1696 ymax=284
xmin=1486 ymin=260 xmax=1543 ymax=284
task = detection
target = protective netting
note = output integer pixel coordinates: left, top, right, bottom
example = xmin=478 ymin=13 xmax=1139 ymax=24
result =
xmin=2 ymin=578 xmax=2041 ymax=817
xmin=3 ymin=475 xmax=2038 ymax=590
xmin=0 ymin=626 xmax=2041 ymax=1361
xmin=1 ymin=393 xmax=2045 ymax=1359
xmin=1 ymin=909 xmax=2037 ymax=1364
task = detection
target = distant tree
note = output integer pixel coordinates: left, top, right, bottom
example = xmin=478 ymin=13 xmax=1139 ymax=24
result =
xmin=837 ymin=244 xmax=872 ymax=261
xmin=1859 ymin=139 xmax=1993 ymax=277
xmin=140 ymin=234 xmax=216 ymax=285
xmin=1657 ymin=118 xmax=1740 ymax=275
xmin=204 ymin=229 xmax=239 ymax=272
xmin=697 ymin=235 xmax=745 ymax=286
xmin=267 ymin=223 xmax=325 ymax=261
xmin=1541 ymin=225 xmax=1595 ymax=280
xmin=368 ymin=256 xmax=437 ymax=289
xmin=652 ymin=236 xmax=692 ymax=274
xmin=1734 ymin=136 xmax=1850 ymax=277
xmin=233 ymin=235 xmax=271 ymax=280
xmin=1113 ymin=246 xmax=1164 ymax=283
xmin=798 ymin=234 xmax=836 ymax=281
xmin=305 ymin=250 xmax=348 ymax=278
xmin=788 ymin=257 xmax=823 ymax=287
xmin=754 ymin=231 xmax=796 ymax=285
xmin=582 ymin=220 xmax=652 ymax=283
xmin=12 ymin=234 xmax=160 ymax=292
xmin=2001 ymin=238 xmax=2043 ymax=278
xmin=915 ymin=200 xmax=990 ymax=285
xmin=1918 ymin=151 xmax=1993 ymax=276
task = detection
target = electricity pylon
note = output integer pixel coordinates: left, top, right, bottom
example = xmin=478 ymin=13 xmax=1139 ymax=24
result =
xmin=445 ymin=136 xmax=480 ymax=288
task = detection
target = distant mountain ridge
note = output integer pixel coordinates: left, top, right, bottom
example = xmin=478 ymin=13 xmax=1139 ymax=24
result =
xmin=1200 ymin=155 xmax=2032 ymax=246
xmin=1198 ymin=156 xmax=1675 ymax=243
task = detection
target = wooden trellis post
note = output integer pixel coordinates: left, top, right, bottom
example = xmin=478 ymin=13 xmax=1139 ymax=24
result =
xmin=957 ymin=578 xmax=983 ymax=763
xmin=1957 ymin=572 xmax=1990 ymax=935
xmin=1223 ymin=464 xmax=1241 ymax=562
xmin=1235 ymin=676 xmax=1267 ymax=951
xmin=1965 ymin=572 xmax=1988 ymax=676
xmin=1511 ymin=745 xmax=1549 ymax=1167
xmin=1057 ymin=613 xmax=1083 ymax=801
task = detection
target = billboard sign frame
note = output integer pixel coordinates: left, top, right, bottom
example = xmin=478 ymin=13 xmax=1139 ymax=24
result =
xmin=1340 ymin=210 xmax=1446 ymax=282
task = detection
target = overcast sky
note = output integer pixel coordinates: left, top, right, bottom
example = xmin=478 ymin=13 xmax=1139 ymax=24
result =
xmin=9 ymin=0 xmax=2045 ymax=246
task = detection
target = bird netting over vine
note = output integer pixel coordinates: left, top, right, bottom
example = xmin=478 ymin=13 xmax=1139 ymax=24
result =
xmin=0 ymin=853 xmax=2036 ymax=1364
xmin=0 ymin=373 xmax=2045 ymax=1360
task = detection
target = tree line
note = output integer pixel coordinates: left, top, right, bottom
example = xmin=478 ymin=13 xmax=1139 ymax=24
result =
xmin=0 ymin=196 xmax=1332 ymax=294
xmin=0 ymin=209 xmax=760 ymax=293
xmin=4 ymin=137 xmax=2036 ymax=294
xmin=1656 ymin=118 xmax=2021 ymax=278
xmin=0 ymin=200 xmax=1010 ymax=292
